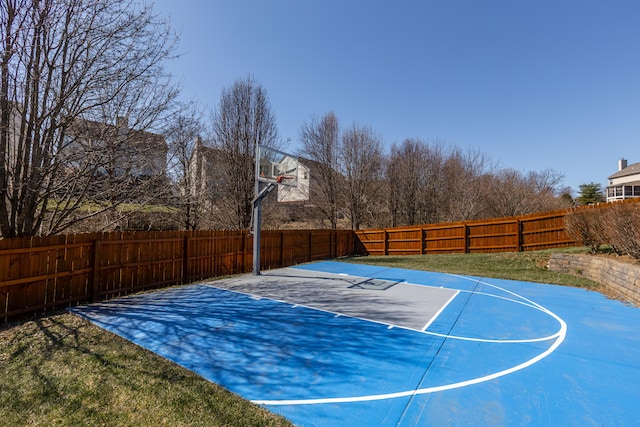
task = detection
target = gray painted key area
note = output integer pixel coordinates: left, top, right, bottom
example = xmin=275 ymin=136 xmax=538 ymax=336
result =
xmin=205 ymin=267 xmax=457 ymax=331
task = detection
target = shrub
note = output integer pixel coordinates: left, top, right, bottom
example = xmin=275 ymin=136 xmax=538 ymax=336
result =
xmin=604 ymin=203 xmax=640 ymax=261
xmin=564 ymin=208 xmax=604 ymax=254
xmin=600 ymin=206 xmax=624 ymax=255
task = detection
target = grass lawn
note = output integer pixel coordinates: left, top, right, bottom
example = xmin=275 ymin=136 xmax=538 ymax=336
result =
xmin=0 ymin=247 xmax=605 ymax=426
xmin=0 ymin=314 xmax=293 ymax=427
xmin=342 ymin=247 xmax=604 ymax=291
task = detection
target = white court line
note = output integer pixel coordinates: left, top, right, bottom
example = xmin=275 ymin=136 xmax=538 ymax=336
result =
xmin=203 ymin=284 xmax=423 ymax=333
xmin=421 ymin=286 xmax=562 ymax=343
xmin=249 ymin=274 xmax=568 ymax=406
xmin=253 ymin=318 xmax=566 ymax=406
xmin=421 ymin=290 xmax=459 ymax=331
xmin=204 ymin=276 xmax=457 ymax=334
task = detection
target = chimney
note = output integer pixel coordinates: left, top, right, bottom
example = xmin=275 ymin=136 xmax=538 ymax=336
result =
xmin=619 ymin=158 xmax=628 ymax=171
xmin=116 ymin=116 xmax=129 ymax=138
xmin=116 ymin=116 xmax=128 ymax=129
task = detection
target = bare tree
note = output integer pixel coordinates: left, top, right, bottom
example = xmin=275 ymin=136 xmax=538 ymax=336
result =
xmin=386 ymin=138 xmax=571 ymax=225
xmin=439 ymin=148 xmax=495 ymax=222
xmin=299 ymin=112 xmax=343 ymax=228
xmin=485 ymin=168 xmax=568 ymax=218
xmin=0 ymin=0 xmax=178 ymax=237
xmin=387 ymin=139 xmax=424 ymax=226
xmin=341 ymin=124 xmax=384 ymax=230
xmin=165 ymin=101 xmax=205 ymax=230
xmin=209 ymin=76 xmax=279 ymax=230
xmin=386 ymin=139 xmax=444 ymax=226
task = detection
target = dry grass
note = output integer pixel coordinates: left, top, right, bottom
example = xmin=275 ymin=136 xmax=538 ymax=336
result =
xmin=0 ymin=313 xmax=293 ymax=427
xmin=343 ymin=247 xmax=604 ymax=290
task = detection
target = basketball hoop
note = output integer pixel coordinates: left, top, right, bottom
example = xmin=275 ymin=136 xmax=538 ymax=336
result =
xmin=253 ymin=145 xmax=298 ymax=275
xmin=276 ymin=174 xmax=296 ymax=184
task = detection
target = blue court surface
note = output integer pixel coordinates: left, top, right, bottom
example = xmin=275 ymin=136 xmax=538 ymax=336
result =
xmin=71 ymin=261 xmax=640 ymax=426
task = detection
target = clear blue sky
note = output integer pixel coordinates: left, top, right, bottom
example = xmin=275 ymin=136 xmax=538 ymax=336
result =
xmin=152 ymin=0 xmax=640 ymax=194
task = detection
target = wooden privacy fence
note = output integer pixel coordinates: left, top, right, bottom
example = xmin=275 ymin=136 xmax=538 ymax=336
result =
xmin=8 ymin=202 xmax=636 ymax=322
xmin=0 ymin=229 xmax=354 ymax=322
xmin=354 ymin=209 xmax=578 ymax=256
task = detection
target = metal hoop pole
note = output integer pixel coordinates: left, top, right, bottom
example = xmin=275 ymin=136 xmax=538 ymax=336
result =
xmin=253 ymin=142 xmax=261 ymax=275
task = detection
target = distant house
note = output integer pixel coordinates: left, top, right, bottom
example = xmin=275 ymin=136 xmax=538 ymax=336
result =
xmin=65 ymin=116 xmax=167 ymax=179
xmin=190 ymin=139 xmax=313 ymax=205
xmin=606 ymin=158 xmax=640 ymax=202
xmin=188 ymin=137 xmax=218 ymax=203
xmin=277 ymin=159 xmax=311 ymax=203
xmin=1 ymin=104 xmax=167 ymax=198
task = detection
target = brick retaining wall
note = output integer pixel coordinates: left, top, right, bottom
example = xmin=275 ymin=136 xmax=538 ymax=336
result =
xmin=548 ymin=254 xmax=640 ymax=307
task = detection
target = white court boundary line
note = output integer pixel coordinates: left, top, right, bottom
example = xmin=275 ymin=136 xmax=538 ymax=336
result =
xmin=205 ymin=283 xmax=437 ymax=334
xmin=249 ymin=273 xmax=567 ymax=406
xmin=421 ymin=290 xmax=459 ymax=331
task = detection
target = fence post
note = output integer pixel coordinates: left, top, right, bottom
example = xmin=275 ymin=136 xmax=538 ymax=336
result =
xmin=91 ymin=239 xmax=101 ymax=302
xmin=464 ymin=224 xmax=470 ymax=253
xmin=308 ymin=231 xmax=313 ymax=262
xmin=183 ymin=235 xmax=190 ymax=284
xmin=330 ymin=231 xmax=335 ymax=259
xmin=238 ymin=231 xmax=243 ymax=274
xmin=280 ymin=231 xmax=285 ymax=268
xmin=384 ymin=230 xmax=388 ymax=256
xmin=516 ymin=219 xmax=523 ymax=252
xmin=243 ymin=232 xmax=250 ymax=273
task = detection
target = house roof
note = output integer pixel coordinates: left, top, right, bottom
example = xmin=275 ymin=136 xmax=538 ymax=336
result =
xmin=190 ymin=145 xmax=342 ymax=182
xmin=607 ymin=179 xmax=640 ymax=189
xmin=68 ymin=117 xmax=166 ymax=151
xmin=608 ymin=162 xmax=640 ymax=179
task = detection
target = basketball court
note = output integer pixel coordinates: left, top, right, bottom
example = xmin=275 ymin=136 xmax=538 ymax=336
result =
xmin=70 ymin=261 xmax=640 ymax=426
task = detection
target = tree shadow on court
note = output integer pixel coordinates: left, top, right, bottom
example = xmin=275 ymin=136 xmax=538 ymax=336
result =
xmin=71 ymin=284 xmax=446 ymax=401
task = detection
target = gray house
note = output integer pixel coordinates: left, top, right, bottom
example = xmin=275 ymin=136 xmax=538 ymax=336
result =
xmin=65 ymin=116 xmax=167 ymax=179
xmin=190 ymin=139 xmax=313 ymax=205
xmin=607 ymin=158 xmax=640 ymax=202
